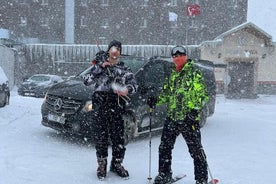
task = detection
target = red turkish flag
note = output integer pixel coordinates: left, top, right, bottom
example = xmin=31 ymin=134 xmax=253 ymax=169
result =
xmin=187 ymin=4 xmax=200 ymax=16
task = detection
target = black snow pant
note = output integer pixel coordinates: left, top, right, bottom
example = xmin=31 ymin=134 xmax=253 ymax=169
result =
xmin=92 ymin=92 xmax=126 ymax=160
xmin=158 ymin=116 xmax=208 ymax=182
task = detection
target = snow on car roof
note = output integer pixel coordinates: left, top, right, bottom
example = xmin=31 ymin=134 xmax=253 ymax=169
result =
xmin=0 ymin=66 xmax=8 ymax=84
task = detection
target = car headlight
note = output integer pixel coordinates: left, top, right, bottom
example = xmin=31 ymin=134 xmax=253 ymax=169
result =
xmin=43 ymin=93 xmax=48 ymax=103
xmin=82 ymin=100 xmax=93 ymax=112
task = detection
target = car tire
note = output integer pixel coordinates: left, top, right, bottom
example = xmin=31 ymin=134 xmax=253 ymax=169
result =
xmin=0 ymin=92 xmax=7 ymax=107
xmin=123 ymin=113 xmax=137 ymax=145
xmin=5 ymin=94 xmax=9 ymax=105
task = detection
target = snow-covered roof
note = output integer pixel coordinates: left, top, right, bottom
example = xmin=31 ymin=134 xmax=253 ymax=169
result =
xmin=215 ymin=22 xmax=272 ymax=45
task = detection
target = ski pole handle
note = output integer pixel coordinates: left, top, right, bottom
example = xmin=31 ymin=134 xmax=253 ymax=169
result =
xmin=147 ymin=96 xmax=157 ymax=109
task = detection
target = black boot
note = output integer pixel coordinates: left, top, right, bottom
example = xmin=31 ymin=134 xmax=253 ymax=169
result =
xmin=110 ymin=158 xmax=129 ymax=179
xmin=153 ymin=172 xmax=173 ymax=184
xmin=97 ymin=157 xmax=107 ymax=180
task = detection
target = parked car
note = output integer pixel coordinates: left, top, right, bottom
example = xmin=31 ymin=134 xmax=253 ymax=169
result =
xmin=0 ymin=66 xmax=10 ymax=107
xmin=18 ymin=74 xmax=64 ymax=98
xmin=41 ymin=56 xmax=216 ymax=143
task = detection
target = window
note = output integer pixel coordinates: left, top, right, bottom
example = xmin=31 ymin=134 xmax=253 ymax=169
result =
xmin=80 ymin=0 xmax=88 ymax=6
xmin=141 ymin=0 xmax=149 ymax=6
xmin=101 ymin=18 xmax=109 ymax=28
xmin=169 ymin=0 xmax=177 ymax=6
xmin=41 ymin=17 xmax=49 ymax=26
xmin=217 ymin=0 xmax=222 ymax=6
xmin=233 ymin=0 xmax=238 ymax=8
xmin=170 ymin=20 xmax=177 ymax=28
xmin=140 ymin=18 xmax=147 ymax=28
xmin=191 ymin=19 xmax=198 ymax=29
xmin=98 ymin=37 xmax=107 ymax=45
xmin=80 ymin=16 xmax=87 ymax=27
xmin=19 ymin=16 xmax=27 ymax=26
xmin=101 ymin=0 xmax=109 ymax=6
xmin=19 ymin=0 xmax=27 ymax=4
xmin=41 ymin=0 xmax=48 ymax=5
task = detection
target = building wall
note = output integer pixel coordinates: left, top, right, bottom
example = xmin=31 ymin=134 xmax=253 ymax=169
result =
xmin=1 ymin=0 xmax=247 ymax=45
xmin=200 ymin=28 xmax=276 ymax=96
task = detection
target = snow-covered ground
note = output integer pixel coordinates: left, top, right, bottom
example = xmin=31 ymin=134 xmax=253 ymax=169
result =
xmin=0 ymin=90 xmax=276 ymax=184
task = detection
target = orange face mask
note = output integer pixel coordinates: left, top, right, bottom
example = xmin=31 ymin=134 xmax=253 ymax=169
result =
xmin=173 ymin=55 xmax=187 ymax=71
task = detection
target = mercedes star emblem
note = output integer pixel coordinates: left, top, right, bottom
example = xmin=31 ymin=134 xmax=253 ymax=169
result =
xmin=54 ymin=98 xmax=63 ymax=110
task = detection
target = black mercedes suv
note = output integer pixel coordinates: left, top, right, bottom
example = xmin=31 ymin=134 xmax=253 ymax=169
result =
xmin=41 ymin=56 xmax=216 ymax=142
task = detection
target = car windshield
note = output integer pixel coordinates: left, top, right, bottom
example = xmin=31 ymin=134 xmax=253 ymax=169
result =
xmin=29 ymin=75 xmax=51 ymax=82
xmin=122 ymin=57 xmax=147 ymax=73
xmin=77 ymin=56 xmax=147 ymax=77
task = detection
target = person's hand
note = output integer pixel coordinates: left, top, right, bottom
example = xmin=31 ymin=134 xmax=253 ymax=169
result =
xmin=95 ymin=51 xmax=108 ymax=64
xmin=83 ymin=74 xmax=93 ymax=86
xmin=147 ymin=96 xmax=158 ymax=108
xmin=116 ymin=88 xmax=128 ymax=96
xmin=101 ymin=61 xmax=112 ymax=68
xmin=111 ymin=83 xmax=128 ymax=96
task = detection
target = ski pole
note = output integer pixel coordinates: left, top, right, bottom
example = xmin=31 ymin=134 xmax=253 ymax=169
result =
xmin=201 ymin=149 xmax=216 ymax=184
xmin=147 ymin=106 xmax=153 ymax=183
xmin=146 ymin=97 xmax=157 ymax=183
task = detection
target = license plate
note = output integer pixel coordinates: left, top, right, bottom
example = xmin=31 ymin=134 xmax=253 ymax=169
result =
xmin=48 ymin=113 xmax=66 ymax=124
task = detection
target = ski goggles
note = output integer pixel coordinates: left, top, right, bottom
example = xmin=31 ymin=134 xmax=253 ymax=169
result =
xmin=171 ymin=46 xmax=186 ymax=57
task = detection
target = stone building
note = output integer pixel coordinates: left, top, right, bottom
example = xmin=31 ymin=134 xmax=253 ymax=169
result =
xmin=200 ymin=22 xmax=276 ymax=98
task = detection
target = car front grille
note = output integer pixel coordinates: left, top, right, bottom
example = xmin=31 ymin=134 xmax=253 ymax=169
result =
xmin=45 ymin=94 xmax=83 ymax=114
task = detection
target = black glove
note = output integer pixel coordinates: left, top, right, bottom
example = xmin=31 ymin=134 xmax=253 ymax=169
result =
xmin=147 ymin=96 xmax=158 ymax=108
xmin=187 ymin=109 xmax=198 ymax=121
xmin=94 ymin=51 xmax=108 ymax=65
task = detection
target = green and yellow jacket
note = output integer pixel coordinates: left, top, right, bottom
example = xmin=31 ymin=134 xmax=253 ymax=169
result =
xmin=157 ymin=59 xmax=209 ymax=121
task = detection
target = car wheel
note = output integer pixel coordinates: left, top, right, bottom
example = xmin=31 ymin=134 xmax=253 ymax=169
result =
xmin=0 ymin=100 xmax=4 ymax=107
xmin=123 ymin=113 xmax=137 ymax=145
xmin=5 ymin=94 xmax=9 ymax=105
xmin=199 ymin=106 xmax=208 ymax=128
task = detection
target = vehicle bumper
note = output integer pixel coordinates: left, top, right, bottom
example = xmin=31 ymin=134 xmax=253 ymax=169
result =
xmin=41 ymin=103 xmax=94 ymax=136
xmin=18 ymin=89 xmax=45 ymax=97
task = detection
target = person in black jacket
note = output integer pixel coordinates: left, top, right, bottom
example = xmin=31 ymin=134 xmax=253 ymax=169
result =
xmin=83 ymin=40 xmax=137 ymax=180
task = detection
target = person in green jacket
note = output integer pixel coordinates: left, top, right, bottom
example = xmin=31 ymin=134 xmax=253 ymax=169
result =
xmin=153 ymin=46 xmax=210 ymax=184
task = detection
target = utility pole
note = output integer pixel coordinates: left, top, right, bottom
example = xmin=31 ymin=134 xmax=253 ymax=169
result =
xmin=65 ymin=0 xmax=74 ymax=43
